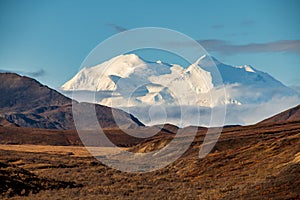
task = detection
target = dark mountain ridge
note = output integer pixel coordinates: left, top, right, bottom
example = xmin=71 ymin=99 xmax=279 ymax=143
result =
xmin=0 ymin=73 xmax=70 ymax=113
xmin=0 ymin=73 xmax=143 ymax=129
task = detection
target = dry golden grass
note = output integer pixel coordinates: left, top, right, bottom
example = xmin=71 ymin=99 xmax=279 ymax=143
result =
xmin=0 ymin=120 xmax=299 ymax=199
xmin=0 ymin=145 xmax=125 ymax=157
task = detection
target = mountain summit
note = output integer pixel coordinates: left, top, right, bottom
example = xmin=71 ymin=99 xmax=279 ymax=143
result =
xmin=61 ymin=54 xmax=299 ymax=126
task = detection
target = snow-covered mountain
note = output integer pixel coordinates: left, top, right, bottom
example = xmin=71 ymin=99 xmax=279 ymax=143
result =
xmin=62 ymin=54 xmax=216 ymax=107
xmin=61 ymin=54 xmax=299 ymax=127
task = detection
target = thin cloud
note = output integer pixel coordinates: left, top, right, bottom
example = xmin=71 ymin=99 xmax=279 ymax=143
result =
xmin=211 ymin=24 xmax=224 ymax=29
xmin=28 ymin=69 xmax=46 ymax=77
xmin=0 ymin=69 xmax=46 ymax=77
xmin=107 ymin=23 xmax=127 ymax=33
xmin=240 ymin=20 xmax=255 ymax=26
xmin=290 ymin=85 xmax=300 ymax=94
xmin=198 ymin=39 xmax=300 ymax=55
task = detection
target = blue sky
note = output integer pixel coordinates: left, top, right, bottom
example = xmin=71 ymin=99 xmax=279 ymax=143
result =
xmin=0 ymin=0 xmax=300 ymax=88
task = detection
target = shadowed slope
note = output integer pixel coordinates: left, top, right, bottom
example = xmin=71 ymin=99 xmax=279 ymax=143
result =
xmin=0 ymin=73 xmax=143 ymax=129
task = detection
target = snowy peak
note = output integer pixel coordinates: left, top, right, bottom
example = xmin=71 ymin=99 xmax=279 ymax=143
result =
xmin=193 ymin=56 xmax=285 ymax=88
xmin=194 ymin=54 xmax=221 ymax=67
xmin=61 ymin=53 xmax=219 ymax=107
xmin=240 ymin=65 xmax=255 ymax=73
xmin=61 ymin=54 xmax=146 ymax=91
xmin=61 ymin=54 xmax=299 ymax=126
xmin=109 ymin=54 xmax=146 ymax=69
xmin=61 ymin=53 xmax=291 ymax=98
xmin=93 ymin=53 xmax=146 ymax=78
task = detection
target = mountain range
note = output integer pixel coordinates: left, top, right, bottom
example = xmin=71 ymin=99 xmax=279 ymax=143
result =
xmin=61 ymin=54 xmax=300 ymax=126
xmin=0 ymin=71 xmax=299 ymax=199
xmin=1 ymin=71 xmax=299 ymax=146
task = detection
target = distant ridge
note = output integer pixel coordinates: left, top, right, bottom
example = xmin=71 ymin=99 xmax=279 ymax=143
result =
xmin=260 ymin=104 xmax=300 ymax=124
